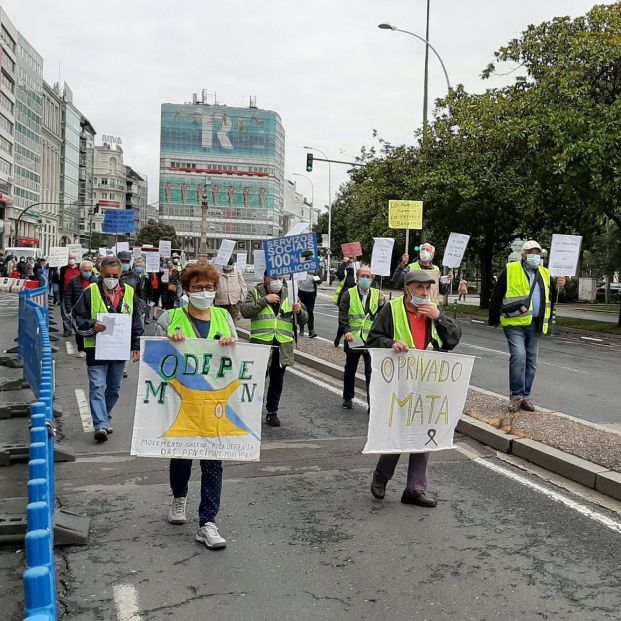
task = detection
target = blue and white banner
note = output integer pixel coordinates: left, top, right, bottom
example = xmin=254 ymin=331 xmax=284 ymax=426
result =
xmin=102 ymin=210 xmax=135 ymax=234
xmin=263 ymin=232 xmax=319 ymax=277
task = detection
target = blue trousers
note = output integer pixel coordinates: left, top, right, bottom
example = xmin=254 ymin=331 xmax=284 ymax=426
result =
xmin=87 ymin=361 xmax=126 ymax=430
xmin=170 ymin=459 xmax=223 ymax=525
xmin=503 ymin=323 xmax=541 ymax=399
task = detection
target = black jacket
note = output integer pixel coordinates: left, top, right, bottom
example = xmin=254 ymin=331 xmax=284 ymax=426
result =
xmin=130 ymin=273 xmax=152 ymax=301
xmin=489 ymin=261 xmax=562 ymax=331
xmin=366 ymin=296 xmax=462 ymax=351
xmin=338 ymin=285 xmax=385 ymax=335
xmin=335 ymin=262 xmax=356 ymax=304
xmin=72 ymin=280 xmax=144 ymax=365
xmin=63 ymin=274 xmax=97 ymax=314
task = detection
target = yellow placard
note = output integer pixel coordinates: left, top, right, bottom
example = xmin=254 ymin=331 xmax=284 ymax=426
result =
xmin=388 ymin=200 xmax=423 ymax=230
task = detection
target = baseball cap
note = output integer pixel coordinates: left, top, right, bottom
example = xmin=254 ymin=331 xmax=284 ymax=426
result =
xmin=404 ymin=270 xmax=435 ymax=285
xmin=522 ymin=240 xmax=542 ymax=251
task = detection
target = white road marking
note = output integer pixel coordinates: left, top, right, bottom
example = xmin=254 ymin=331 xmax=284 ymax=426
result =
xmin=313 ymin=310 xmax=339 ymax=319
xmin=113 ymin=584 xmax=142 ymax=621
xmin=65 ymin=341 xmax=75 ymax=355
xmin=455 ymin=445 xmax=621 ymax=534
xmin=74 ymin=388 xmax=94 ymax=432
xmin=287 ymin=366 xmax=367 ymax=408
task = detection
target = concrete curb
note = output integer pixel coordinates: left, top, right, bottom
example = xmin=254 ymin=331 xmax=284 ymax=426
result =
xmin=237 ymin=327 xmax=621 ymax=502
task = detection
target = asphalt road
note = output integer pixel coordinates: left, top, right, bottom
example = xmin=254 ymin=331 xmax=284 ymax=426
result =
xmin=2 ymin=300 xmax=621 ymax=620
xmin=308 ymin=290 xmax=621 ymax=426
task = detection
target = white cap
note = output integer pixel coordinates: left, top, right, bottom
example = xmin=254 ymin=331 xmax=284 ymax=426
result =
xmin=522 ymin=240 xmax=542 ymax=251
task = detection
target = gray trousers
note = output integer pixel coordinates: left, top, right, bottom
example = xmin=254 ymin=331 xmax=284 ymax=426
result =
xmin=374 ymin=452 xmax=430 ymax=491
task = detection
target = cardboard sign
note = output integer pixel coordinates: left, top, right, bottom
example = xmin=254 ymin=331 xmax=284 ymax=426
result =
xmin=263 ymin=233 xmax=319 ymax=277
xmin=236 ymin=252 xmax=247 ymax=272
xmin=388 ymin=200 xmax=423 ymax=230
xmin=370 ymin=237 xmax=395 ymax=277
xmin=131 ymin=338 xmax=271 ymax=461
xmin=159 ymin=240 xmax=172 ymax=258
xmin=363 ymin=349 xmax=474 ymax=454
xmin=442 ymin=233 xmax=470 ymax=268
xmin=48 ymin=247 xmax=69 ymax=268
xmin=145 ymin=252 xmax=161 ymax=273
xmin=98 ymin=247 xmax=108 ymax=257
xmin=67 ymin=244 xmax=84 ymax=260
xmin=341 ymin=242 xmax=363 ymax=258
xmin=548 ymin=234 xmax=582 ymax=277
xmin=115 ymin=242 xmax=130 ymax=254
xmin=286 ymin=222 xmax=310 ymax=236
xmin=253 ymin=249 xmax=266 ymax=276
xmin=213 ymin=239 xmax=236 ymax=266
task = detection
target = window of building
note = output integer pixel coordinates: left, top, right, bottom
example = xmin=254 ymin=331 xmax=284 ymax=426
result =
xmin=0 ymin=113 xmax=13 ymax=134
xmin=100 ymin=178 xmax=108 ymax=185
xmin=0 ymin=134 xmax=11 ymax=156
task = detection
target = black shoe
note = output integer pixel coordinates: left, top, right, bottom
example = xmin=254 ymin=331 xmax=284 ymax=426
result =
xmin=265 ymin=412 xmax=281 ymax=427
xmin=107 ymin=427 xmax=113 ymax=435
xmin=342 ymin=399 xmax=353 ymax=409
xmin=309 ymin=331 xmax=318 ymax=338
xmin=334 ymin=337 xmax=341 ymax=347
xmin=123 ymin=371 xmax=128 ymax=378
xmin=401 ymin=489 xmax=437 ymax=507
xmin=370 ymin=476 xmax=386 ymax=500
xmin=94 ymin=428 xmax=108 ymax=443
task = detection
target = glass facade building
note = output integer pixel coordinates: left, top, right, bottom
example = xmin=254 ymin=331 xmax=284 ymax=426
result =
xmin=159 ymin=98 xmax=285 ymax=257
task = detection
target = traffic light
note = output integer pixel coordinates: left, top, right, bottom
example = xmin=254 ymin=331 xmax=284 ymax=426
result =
xmin=306 ymin=153 xmax=313 ymax=172
xmin=414 ymin=245 xmax=420 ymax=252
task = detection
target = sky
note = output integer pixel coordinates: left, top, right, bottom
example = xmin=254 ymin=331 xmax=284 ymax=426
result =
xmin=2 ymin=0 xmax=604 ymax=211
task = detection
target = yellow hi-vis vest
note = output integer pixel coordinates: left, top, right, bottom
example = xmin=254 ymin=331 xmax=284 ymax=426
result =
xmin=348 ymin=286 xmax=379 ymax=341
xmin=83 ymin=283 xmax=135 ymax=348
xmin=500 ymin=261 xmax=551 ymax=334
xmin=166 ymin=306 xmax=231 ymax=340
xmin=332 ymin=276 xmax=352 ymax=304
xmin=407 ymin=262 xmax=441 ymax=303
xmin=250 ymin=288 xmax=294 ymax=343
xmin=389 ymin=296 xmax=442 ymax=349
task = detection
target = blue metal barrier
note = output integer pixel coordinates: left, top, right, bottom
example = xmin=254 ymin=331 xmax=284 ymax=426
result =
xmin=18 ymin=276 xmax=57 ymax=621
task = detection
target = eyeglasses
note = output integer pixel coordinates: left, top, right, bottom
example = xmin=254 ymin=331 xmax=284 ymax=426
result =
xmin=189 ymin=285 xmax=215 ymax=292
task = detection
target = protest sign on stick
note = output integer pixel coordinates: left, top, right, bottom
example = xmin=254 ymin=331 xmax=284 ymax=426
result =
xmin=48 ymin=247 xmax=69 ymax=268
xmin=364 ymin=349 xmax=474 ymax=454
xmin=213 ymin=239 xmax=236 ymax=266
xmin=132 ymin=338 xmax=271 ymax=460
xmin=442 ymin=233 xmax=470 ymax=268
xmin=341 ymin=242 xmax=362 ymax=257
xmin=548 ymin=234 xmax=582 ymax=277
xmin=370 ymin=238 xmax=395 ymax=277
xmin=263 ymin=233 xmax=319 ymax=277
xmin=159 ymin=240 xmax=172 ymax=258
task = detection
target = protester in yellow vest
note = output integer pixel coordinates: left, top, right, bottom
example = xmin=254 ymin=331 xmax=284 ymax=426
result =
xmin=156 ymin=261 xmax=236 ymax=550
xmin=332 ymin=256 xmax=357 ymax=346
xmin=240 ymin=272 xmax=307 ymax=427
xmin=489 ymin=240 xmax=566 ymax=413
xmin=338 ymin=265 xmax=385 ymax=410
xmin=71 ymin=256 xmax=143 ymax=443
xmin=366 ymin=270 xmax=462 ymax=507
xmin=391 ymin=242 xmax=453 ymax=303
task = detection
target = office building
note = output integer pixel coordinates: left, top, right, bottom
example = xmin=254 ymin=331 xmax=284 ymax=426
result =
xmin=159 ymin=92 xmax=285 ymax=258
xmin=282 ymin=179 xmax=318 ymax=234
xmin=77 ymin=115 xmax=96 ymax=246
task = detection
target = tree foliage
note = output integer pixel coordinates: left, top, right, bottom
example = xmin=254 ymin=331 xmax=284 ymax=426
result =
xmin=136 ymin=219 xmax=179 ymax=247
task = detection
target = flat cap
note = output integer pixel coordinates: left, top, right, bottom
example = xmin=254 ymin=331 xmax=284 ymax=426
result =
xmin=116 ymin=250 xmax=132 ymax=261
xmin=404 ymin=270 xmax=435 ymax=285
xmin=522 ymin=240 xmax=542 ymax=251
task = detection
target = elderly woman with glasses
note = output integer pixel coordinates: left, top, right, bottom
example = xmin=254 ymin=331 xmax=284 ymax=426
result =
xmin=155 ymin=261 xmax=237 ymax=550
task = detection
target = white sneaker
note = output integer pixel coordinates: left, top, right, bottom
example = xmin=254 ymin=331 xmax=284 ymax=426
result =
xmin=195 ymin=522 xmax=226 ymax=549
xmin=76 ymin=351 xmax=86 ymax=358
xmin=168 ymin=496 xmax=187 ymax=524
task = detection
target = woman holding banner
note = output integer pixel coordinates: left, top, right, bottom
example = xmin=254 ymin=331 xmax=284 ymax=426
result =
xmin=366 ymin=270 xmax=462 ymax=507
xmin=156 ymin=262 xmax=237 ymax=549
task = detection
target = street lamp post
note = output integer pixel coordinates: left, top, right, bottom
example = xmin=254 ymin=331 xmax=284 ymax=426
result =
xmin=291 ymin=173 xmax=314 ymax=229
xmin=303 ymin=145 xmax=332 ymax=283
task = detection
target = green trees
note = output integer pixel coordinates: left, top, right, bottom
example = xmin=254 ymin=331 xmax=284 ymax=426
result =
xmin=136 ymin=220 xmax=179 ymax=247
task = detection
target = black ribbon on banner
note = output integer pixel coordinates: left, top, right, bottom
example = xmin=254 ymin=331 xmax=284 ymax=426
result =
xmin=425 ymin=429 xmax=438 ymax=447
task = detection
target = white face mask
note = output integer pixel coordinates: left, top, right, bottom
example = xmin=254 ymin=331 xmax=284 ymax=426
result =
xmin=410 ymin=293 xmax=430 ymax=306
xmin=526 ymin=254 xmax=541 ymax=268
xmin=103 ymin=277 xmax=119 ymax=290
xmin=189 ymin=291 xmax=216 ymax=310
xmin=269 ymin=280 xmax=283 ymax=293
xmin=419 ymin=250 xmax=433 ymax=262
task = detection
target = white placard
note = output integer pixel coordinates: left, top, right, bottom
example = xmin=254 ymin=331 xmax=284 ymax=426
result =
xmin=48 ymin=247 xmax=69 ymax=268
xmin=370 ymin=237 xmax=395 ymax=277
xmin=95 ymin=313 xmax=132 ymax=361
xmin=98 ymin=247 xmax=107 ymax=257
xmin=145 ymin=252 xmax=161 ymax=273
xmin=548 ymin=234 xmax=582 ymax=277
xmin=293 ymin=271 xmax=308 ymax=282
xmin=285 ymin=222 xmax=310 ymax=236
xmin=236 ymin=252 xmax=247 ymax=272
xmin=131 ymin=338 xmax=271 ymax=461
xmin=161 ymin=269 xmax=169 ymax=284
xmin=159 ymin=240 xmax=172 ymax=258
xmin=442 ymin=233 xmax=470 ymax=268
xmin=214 ymin=239 xmax=236 ymax=266
xmin=253 ymin=249 xmax=266 ymax=276
xmin=363 ymin=349 xmax=474 ymax=454
xmin=114 ymin=242 xmax=130 ymax=255
xmin=132 ymin=246 xmax=143 ymax=258
xmin=67 ymin=244 xmax=84 ymax=260
xmin=286 ymin=278 xmax=297 ymax=307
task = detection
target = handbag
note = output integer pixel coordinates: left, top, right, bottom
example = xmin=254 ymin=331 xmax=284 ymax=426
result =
xmin=501 ymin=271 xmax=538 ymax=318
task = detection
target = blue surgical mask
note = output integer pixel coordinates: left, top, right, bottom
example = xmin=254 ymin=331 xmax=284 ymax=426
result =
xmin=135 ymin=267 xmax=143 ymax=274
xmin=410 ymin=294 xmax=430 ymax=306
xmin=121 ymin=263 xmax=130 ymax=272
xmin=81 ymin=271 xmax=92 ymax=279
xmin=526 ymin=254 xmax=541 ymax=268
xmin=358 ymin=278 xmax=372 ymax=290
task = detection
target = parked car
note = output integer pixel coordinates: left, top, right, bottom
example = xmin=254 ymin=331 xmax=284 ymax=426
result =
xmin=595 ymin=282 xmax=621 ymax=302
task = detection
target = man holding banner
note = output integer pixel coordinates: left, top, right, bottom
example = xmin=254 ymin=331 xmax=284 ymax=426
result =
xmin=241 ymin=273 xmax=307 ymax=427
xmin=489 ymin=240 xmax=565 ymax=413
xmin=338 ymin=265 xmax=385 ymax=410
xmin=366 ymin=271 xmax=462 ymax=507
xmin=155 ymin=262 xmax=237 ymax=549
